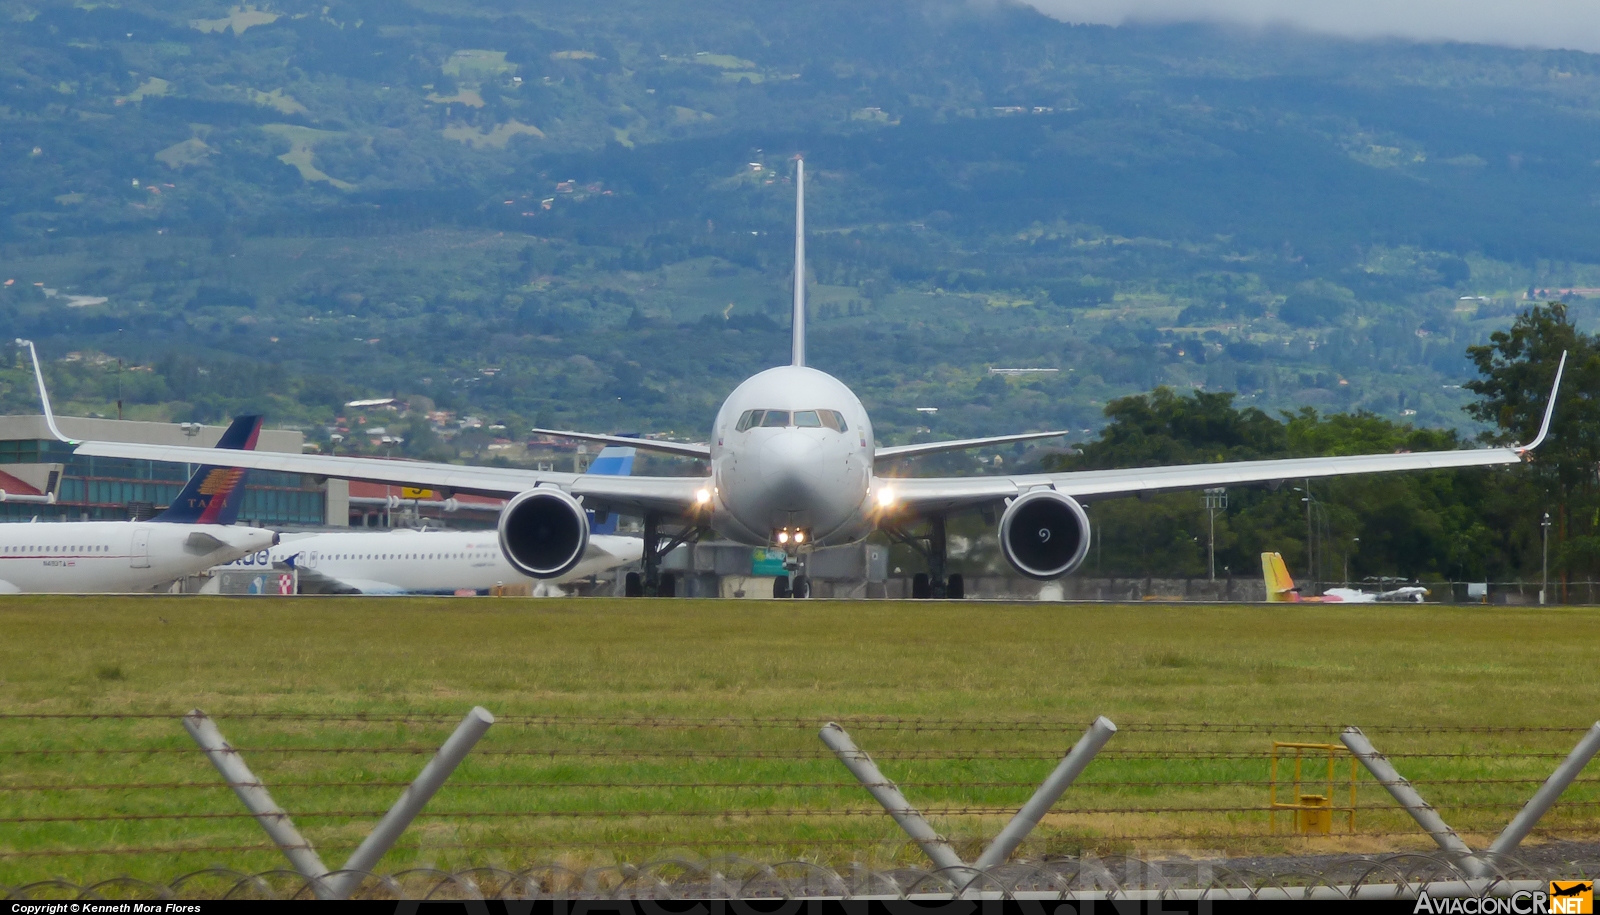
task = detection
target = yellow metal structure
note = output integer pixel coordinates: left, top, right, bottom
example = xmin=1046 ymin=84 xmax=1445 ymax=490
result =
xmin=1270 ymin=741 xmax=1357 ymax=833
xmin=1296 ymin=793 xmax=1332 ymax=834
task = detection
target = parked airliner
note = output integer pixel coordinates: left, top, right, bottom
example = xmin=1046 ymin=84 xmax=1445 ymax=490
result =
xmin=44 ymin=160 xmax=1566 ymax=599
xmin=221 ymin=528 xmax=642 ymax=595
xmin=0 ymin=406 xmax=276 ymax=593
xmin=216 ymin=447 xmax=644 ymax=594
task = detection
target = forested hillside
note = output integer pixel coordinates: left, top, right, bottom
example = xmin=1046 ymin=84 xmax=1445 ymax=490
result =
xmin=6 ymin=0 xmax=1600 ymax=453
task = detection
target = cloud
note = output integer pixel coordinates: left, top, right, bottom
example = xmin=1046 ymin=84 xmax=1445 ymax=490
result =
xmin=1021 ymin=0 xmax=1600 ymax=54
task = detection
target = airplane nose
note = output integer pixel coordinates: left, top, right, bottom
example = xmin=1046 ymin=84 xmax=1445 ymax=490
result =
xmin=760 ymin=432 xmax=822 ymax=482
xmin=758 ymin=432 xmax=824 ymax=511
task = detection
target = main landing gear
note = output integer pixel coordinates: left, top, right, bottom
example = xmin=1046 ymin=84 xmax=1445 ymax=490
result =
xmin=884 ymin=513 xmax=965 ymax=600
xmin=623 ymin=512 xmax=704 ymax=597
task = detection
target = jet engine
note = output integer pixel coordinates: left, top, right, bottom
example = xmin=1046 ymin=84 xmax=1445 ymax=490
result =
xmin=498 ymin=488 xmax=589 ymax=579
xmin=998 ymin=489 xmax=1091 ymax=580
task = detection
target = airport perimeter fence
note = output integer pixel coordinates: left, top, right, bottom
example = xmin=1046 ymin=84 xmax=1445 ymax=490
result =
xmin=5 ymin=713 xmax=1600 ymax=897
xmin=7 ymin=848 xmax=1600 ymax=900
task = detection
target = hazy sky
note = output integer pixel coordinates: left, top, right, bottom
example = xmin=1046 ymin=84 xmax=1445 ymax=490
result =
xmin=1023 ymin=0 xmax=1600 ymax=54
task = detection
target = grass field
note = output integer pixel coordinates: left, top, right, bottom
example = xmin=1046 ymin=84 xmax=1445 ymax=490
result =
xmin=3 ymin=596 xmax=1600 ymax=888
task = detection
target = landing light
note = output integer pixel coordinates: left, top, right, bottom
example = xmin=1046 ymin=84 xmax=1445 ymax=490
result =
xmin=695 ymin=488 xmax=711 ymax=504
xmin=777 ymin=530 xmax=789 ymax=544
xmin=794 ymin=530 xmax=805 ymax=544
xmin=877 ymin=487 xmax=896 ymax=508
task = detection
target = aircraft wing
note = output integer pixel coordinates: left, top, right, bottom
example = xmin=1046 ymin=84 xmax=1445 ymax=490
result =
xmin=69 ymin=441 xmax=707 ymax=517
xmin=874 ymin=430 xmax=1070 ymax=464
xmin=894 ymin=352 xmax=1564 ymax=513
xmin=894 ymin=442 xmax=1530 ymax=512
xmin=531 ymin=428 xmax=709 ymax=459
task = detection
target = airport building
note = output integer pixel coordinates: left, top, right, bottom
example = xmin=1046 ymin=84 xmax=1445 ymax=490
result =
xmin=0 ymin=416 xmax=347 ymax=528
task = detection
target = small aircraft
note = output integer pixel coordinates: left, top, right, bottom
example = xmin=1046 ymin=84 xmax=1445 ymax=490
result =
xmin=35 ymin=162 xmax=1568 ymax=600
xmin=0 ymin=398 xmax=276 ymax=593
xmin=1262 ymin=551 xmax=1429 ymax=603
xmin=218 ymin=447 xmax=644 ymax=595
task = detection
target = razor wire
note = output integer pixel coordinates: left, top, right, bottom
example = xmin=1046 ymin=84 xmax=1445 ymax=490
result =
xmin=6 ymin=849 xmax=1600 ymax=900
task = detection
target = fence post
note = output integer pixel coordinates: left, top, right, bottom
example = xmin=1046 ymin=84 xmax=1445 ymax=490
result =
xmin=972 ymin=716 xmax=1117 ymax=870
xmin=1484 ymin=721 xmax=1600 ymax=864
xmin=818 ymin=722 xmax=968 ymax=872
xmin=323 ymin=706 xmax=495 ymax=899
xmin=182 ymin=710 xmax=334 ymax=898
xmin=1340 ymin=726 xmax=1485 ymax=876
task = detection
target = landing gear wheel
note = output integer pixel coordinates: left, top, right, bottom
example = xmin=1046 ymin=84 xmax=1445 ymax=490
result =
xmin=791 ymin=575 xmax=810 ymax=599
xmin=911 ymin=572 xmax=931 ymax=600
xmin=773 ymin=576 xmax=791 ymax=599
xmin=947 ymin=573 xmax=964 ymax=600
xmin=624 ymin=572 xmax=643 ymax=597
xmin=658 ymin=572 xmax=677 ymax=597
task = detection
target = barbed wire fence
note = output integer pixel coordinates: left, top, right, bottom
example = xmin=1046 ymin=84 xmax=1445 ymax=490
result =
xmin=4 ymin=713 xmax=1600 ymax=898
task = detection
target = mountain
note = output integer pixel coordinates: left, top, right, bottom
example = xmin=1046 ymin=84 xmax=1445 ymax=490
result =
xmin=6 ymin=0 xmax=1600 ymax=454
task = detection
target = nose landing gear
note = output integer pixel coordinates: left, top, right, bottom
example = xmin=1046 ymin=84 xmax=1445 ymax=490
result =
xmin=771 ymin=539 xmax=810 ymax=599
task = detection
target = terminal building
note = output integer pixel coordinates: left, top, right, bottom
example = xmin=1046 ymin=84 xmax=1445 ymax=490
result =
xmin=0 ymin=416 xmax=346 ymax=528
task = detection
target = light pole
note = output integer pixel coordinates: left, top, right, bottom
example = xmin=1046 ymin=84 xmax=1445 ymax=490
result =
xmin=1542 ymin=511 xmax=1552 ymax=605
xmin=1345 ymin=536 xmax=1359 ymax=586
xmin=1203 ymin=488 xmax=1227 ymax=581
xmin=1295 ymin=482 xmax=1317 ymax=585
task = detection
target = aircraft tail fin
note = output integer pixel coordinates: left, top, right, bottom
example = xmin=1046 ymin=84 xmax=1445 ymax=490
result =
xmin=1262 ymin=551 xmax=1300 ymax=602
xmin=584 ymin=444 xmax=636 ymax=534
xmin=792 ymin=156 xmax=806 ymax=368
xmin=151 ymin=415 xmax=263 ymax=525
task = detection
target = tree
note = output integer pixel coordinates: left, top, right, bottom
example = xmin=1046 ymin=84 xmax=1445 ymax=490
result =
xmin=1465 ymin=303 xmax=1600 ymax=587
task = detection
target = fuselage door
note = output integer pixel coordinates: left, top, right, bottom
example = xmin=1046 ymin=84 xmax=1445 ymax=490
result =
xmin=130 ymin=527 xmax=151 ymax=569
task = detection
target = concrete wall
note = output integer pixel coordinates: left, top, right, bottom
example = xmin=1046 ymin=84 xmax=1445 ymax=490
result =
xmin=870 ymin=576 xmax=1265 ymax=601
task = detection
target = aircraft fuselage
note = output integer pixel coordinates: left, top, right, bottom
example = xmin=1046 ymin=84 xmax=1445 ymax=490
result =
xmin=710 ymin=365 xmax=880 ymax=547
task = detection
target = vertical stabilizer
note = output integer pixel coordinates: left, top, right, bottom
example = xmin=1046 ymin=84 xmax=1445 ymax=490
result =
xmin=584 ymin=444 xmax=636 ymax=535
xmin=1261 ymin=551 xmax=1299 ymax=602
xmin=792 ymin=157 xmax=806 ymax=367
xmin=152 ymin=415 xmax=262 ymax=524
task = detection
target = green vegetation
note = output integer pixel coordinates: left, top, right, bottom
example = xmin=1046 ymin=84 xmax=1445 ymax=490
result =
xmin=3 ymin=595 xmax=1600 ymax=884
xmin=921 ymin=306 xmax=1579 ymax=584
xmin=8 ymin=0 xmax=1600 ymax=450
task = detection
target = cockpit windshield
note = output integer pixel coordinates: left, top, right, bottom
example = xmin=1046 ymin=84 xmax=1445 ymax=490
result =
xmin=735 ymin=409 xmax=849 ymax=432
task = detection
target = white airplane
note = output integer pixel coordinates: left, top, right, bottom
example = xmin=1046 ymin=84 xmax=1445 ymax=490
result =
xmin=0 ymin=402 xmax=276 ymax=593
xmin=220 ymin=527 xmax=642 ymax=595
xmin=1262 ymin=551 xmax=1429 ymax=603
xmin=217 ymin=447 xmax=645 ymax=595
xmin=42 ymin=161 xmax=1568 ymax=599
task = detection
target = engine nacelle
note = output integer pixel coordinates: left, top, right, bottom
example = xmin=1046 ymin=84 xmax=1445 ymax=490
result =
xmin=498 ymin=488 xmax=589 ymax=579
xmin=998 ymin=489 xmax=1092 ymax=580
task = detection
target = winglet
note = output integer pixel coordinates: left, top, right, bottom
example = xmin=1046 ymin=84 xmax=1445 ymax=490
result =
xmin=791 ymin=156 xmax=806 ymax=368
xmin=1517 ymin=349 xmax=1567 ymax=454
xmin=16 ymin=339 xmax=76 ymax=445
